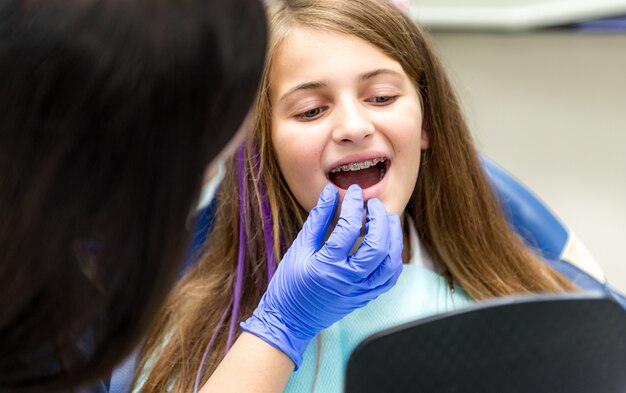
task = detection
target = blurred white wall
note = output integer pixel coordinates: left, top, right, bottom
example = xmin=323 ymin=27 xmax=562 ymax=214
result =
xmin=409 ymin=0 xmax=626 ymax=30
xmin=429 ymin=32 xmax=626 ymax=293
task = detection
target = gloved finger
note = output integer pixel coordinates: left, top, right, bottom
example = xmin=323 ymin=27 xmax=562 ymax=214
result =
xmin=387 ymin=213 xmax=403 ymax=265
xmin=297 ymin=183 xmax=339 ymax=249
xmin=347 ymin=198 xmax=390 ymax=278
xmin=364 ymin=213 xmax=403 ymax=288
xmin=317 ymin=184 xmax=364 ymax=261
xmin=361 ymin=259 xmax=403 ymax=300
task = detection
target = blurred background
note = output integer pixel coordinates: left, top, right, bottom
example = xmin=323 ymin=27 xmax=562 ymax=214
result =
xmin=404 ymin=0 xmax=626 ymax=292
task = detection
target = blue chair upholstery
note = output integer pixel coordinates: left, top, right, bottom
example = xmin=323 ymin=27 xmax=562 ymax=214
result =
xmin=107 ymin=351 xmax=138 ymax=393
xmin=480 ymin=156 xmax=568 ymax=261
xmin=107 ymin=157 xmax=625 ymax=393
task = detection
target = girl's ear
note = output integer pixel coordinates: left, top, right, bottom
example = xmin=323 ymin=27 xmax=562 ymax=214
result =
xmin=420 ymin=128 xmax=429 ymax=149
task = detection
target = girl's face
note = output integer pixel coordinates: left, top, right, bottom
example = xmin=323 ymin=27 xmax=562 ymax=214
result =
xmin=270 ymin=28 xmax=428 ymax=216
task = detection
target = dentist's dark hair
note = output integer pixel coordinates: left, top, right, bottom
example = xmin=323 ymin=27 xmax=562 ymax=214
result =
xmin=0 ymin=0 xmax=266 ymax=390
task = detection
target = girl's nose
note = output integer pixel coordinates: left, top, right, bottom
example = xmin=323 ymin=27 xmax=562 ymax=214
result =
xmin=331 ymin=99 xmax=374 ymax=144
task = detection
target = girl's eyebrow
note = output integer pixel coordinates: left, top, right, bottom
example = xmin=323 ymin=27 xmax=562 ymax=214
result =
xmin=361 ymin=68 xmax=403 ymax=81
xmin=279 ymin=68 xmax=402 ymax=103
xmin=279 ymin=81 xmax=327 ymax=103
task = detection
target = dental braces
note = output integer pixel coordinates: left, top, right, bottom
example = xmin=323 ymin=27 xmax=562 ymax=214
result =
xmin=330 ymin=157 xmax=387 ymax=173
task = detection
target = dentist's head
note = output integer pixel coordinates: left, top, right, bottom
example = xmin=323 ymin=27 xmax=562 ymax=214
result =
xmin=0 ymin=0 xmax=266 ymax=390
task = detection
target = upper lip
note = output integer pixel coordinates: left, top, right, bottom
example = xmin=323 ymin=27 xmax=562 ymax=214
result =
xmin=326 ymin=152 xmax=390 ymax=174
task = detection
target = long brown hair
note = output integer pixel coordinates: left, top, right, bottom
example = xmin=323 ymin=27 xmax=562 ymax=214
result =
xmin=134 ymin=0 xmax=575 ymax=390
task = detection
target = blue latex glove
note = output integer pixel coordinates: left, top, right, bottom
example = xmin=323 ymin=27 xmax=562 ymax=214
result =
xmin=240 ymin=183 xmax=403 ymax=369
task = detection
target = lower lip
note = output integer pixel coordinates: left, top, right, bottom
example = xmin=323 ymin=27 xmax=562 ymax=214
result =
xmin=334 ymin=165 xmax=390 ymax=203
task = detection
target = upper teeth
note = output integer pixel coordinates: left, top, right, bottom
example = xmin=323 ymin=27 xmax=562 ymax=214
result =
xmin=330 ymin=157 xmax=386 ymax=173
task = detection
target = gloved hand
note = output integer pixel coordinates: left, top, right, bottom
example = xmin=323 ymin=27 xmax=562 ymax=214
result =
xmin=240 ymin=183 xmax=403 ymax=369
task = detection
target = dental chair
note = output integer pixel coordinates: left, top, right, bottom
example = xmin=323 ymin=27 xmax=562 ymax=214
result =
xmin=480 ymin=156 xmax=624 ymax=306
xmin=106 ymin=156 xmax=624 ymax=393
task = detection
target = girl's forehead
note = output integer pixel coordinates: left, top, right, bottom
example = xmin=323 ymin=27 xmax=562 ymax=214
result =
xmin=270 ymin=27 xmax=404 ymax=85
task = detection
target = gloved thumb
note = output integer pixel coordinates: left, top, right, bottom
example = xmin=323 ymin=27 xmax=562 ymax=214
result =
xmin=298 ymin=183 xmax=339 ymax=250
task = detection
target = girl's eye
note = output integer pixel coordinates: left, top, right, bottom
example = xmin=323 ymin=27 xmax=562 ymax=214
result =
xmin=295 ymin=107 xmax=325 ymax=120
xmin=367 ymin=95 xmax=397 ymax=104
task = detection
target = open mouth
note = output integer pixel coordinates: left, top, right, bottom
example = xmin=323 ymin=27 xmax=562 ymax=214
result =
xmin=328 ymin=157 xmax=389 ymax=190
